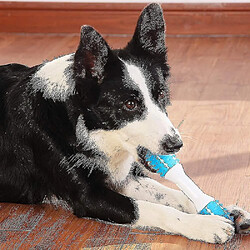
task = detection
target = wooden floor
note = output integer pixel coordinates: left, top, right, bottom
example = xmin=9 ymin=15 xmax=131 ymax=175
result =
xmin=0 ymin=33 xmax=249 ymax=249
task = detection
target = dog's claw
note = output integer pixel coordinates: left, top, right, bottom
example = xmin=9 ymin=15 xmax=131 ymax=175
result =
xmin=227 ymin=205 xmax=250 ymax=235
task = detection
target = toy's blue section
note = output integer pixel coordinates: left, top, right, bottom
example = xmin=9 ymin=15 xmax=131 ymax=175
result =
xmin=199 ymin=200 xmax=234 ymax=221
xmin=144 ymin=150 xmax=234 ymax=222
xmin=145 ymin=151 xmax=180 ymax=177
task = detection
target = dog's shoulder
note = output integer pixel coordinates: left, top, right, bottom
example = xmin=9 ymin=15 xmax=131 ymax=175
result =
xmin=0 ymin=63 xmax=40 ymax=93
xmin=0 ymin=63 xmax=31 ymax=82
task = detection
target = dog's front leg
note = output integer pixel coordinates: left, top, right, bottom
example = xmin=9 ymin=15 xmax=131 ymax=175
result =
xmin=121 ymin=176 xmax=196 ymax=213
xmin=69 ymin=183 xmax=234 ymax=244
xmin=61 ymin=156 xmax=234 ymax=243
xmin=134 ymin=200 xmax=234 ymax=243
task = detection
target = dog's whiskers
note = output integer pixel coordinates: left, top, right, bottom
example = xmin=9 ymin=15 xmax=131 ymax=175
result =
xmin=181 ymin=134 xmax=198 ymax=142
xmin=177 ymin=119 xmax=184 ymax=129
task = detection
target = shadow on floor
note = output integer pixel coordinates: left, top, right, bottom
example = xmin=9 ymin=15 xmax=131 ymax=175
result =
xmin=183 ymin=152 xmax=250 ymax=177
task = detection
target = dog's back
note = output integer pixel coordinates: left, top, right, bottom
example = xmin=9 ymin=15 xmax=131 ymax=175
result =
xmin=0 ymin=64 xmax=31 ymax=127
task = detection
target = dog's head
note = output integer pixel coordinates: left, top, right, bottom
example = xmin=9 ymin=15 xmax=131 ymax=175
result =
xmin=74 ymin=4 xmax=183 ymax=169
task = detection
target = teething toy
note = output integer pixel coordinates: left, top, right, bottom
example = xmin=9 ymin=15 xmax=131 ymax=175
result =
xmin=143 ymin=150 xmax=233 ymax=221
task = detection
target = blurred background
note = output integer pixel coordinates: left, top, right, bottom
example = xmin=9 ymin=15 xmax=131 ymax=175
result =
xmin=1 ymin=0 xmax=250 ymax=36
xmin=0 ymin=0 xmax=249 ymax=249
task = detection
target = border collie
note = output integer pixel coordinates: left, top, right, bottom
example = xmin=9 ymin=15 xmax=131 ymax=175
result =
xmin=0 ymin=3 xmax=249 ymax=244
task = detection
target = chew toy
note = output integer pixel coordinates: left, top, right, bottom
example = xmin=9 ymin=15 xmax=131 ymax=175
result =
xmin=143 ymin=149 xmax=233 ymax=221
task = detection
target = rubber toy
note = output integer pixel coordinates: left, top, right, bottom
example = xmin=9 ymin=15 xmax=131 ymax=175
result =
xmin=144 ymin=149 xmax=233 ymax=221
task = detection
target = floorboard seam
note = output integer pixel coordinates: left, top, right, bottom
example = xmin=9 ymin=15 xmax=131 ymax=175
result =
xmin=119 ymin=230 xmax=138 ymax=249
xmin=0 ymin=229 xmax=31 ymax=232
xmin=0 ymin=32 xmax=250 ymax=38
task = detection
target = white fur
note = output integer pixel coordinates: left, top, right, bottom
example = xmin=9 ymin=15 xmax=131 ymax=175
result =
xmin=89 ymin=62 xmax=180 ymax=182
xmin=31 ymin=54 xmax=75 ymax=101
xmin=118 ymin=62 xmax=178 ymax=152
xmin=88 ymin=130 xmax=134 ymax=183
xmin=134 ymin=200 xmax=235 ymax=243
xmin=121 ymin=177 xmax=196 ymax=213
xmin=87 ymin=62 xmax=240 ymax=242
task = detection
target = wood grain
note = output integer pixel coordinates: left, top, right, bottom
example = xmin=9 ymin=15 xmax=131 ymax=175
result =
xmin=0 ymin=2 xmax=250 ymax=35
xmin=1 ymin=2 xmax=250 ymax=11
xmin=0 ymin=33 xmax=249 ymax=248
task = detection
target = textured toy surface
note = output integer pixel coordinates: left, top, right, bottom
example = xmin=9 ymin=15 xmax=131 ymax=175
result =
xmin=145 ymin=152 xmax=180 ymax=176
xmin=200 ymin=200 xmax=232 ymax=220
xmin=144 ymin=150 xmax=234 ymax=221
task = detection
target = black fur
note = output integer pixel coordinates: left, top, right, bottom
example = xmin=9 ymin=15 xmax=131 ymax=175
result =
xmin=0 ymin=4 xmax=170 ymax=224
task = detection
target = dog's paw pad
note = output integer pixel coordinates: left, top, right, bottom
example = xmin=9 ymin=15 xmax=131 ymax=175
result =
xmin=214 ymin=234 xmax=223 ymax=244
xmin=230 ymin=209 xmax=242 ymax=220
xmin=227 ymin=206 xmax=250 ymax=235
xmin=238 ymin=219 xmax=250 ymax=234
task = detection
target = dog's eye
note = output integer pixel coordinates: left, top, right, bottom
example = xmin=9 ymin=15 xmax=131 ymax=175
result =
xmin=124 ymin=100 xmax=137 ymax=110
xmin=158 ymin=90 xmax=165 ymax=99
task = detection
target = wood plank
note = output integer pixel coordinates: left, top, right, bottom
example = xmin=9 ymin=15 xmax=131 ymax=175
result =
xmin=122 ymin=231 xmax=246 ymax=249
xmin=0 ymin=34 xmax=79 ymax=66
xmin=123 ymin=233 xmax=190 ymax=249
xmin=0 ymin=231 xmax=30 ymax=249
xmin=14 ymin=204 xmax=131 ymax=249
xmin=1 ymin=2 xmax=250 ymax=12
xmin=0 ymin=33 xmax=249 ymax=248
xmin=0 ymin=203 xmax=44 ymax=230
xmin=0 ymin=2 xmax=250 ymax=34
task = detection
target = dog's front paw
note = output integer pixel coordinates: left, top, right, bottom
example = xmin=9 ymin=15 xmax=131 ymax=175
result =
xmin=182 ymin=214 xmax=235 ymax=244
xmin=227 ymin=205 xmax=250 ymax=235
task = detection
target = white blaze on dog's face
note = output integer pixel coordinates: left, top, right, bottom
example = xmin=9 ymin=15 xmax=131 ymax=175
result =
xmin=87 ymin=59 xmax=182 ymax=182
xmin=73 ymin=4 xmax=183 ymax=181
xmin=88 ymin=59 xmax=181 ymax=154
xmin=119 ymin=61 xmax=180 ymax=153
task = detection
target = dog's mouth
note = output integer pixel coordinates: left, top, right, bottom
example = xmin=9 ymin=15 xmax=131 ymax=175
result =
xmin=137 ymin=146 xmax=158 ymax=173
xmin=137 ymin=146 xmax=148 ymax=161
xmin=137 ymin=145 xmax=180 ymax=159
xmin=137 ymin=145 xmax=180 ymax=172
xmin=162 ymin=147 xmax=181 ymax=154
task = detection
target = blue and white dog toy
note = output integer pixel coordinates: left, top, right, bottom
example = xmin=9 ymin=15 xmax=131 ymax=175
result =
xmin=143 ymin=149 xmax=233 ymax=221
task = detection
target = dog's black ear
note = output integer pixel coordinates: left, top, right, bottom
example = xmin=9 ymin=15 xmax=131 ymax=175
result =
xmin=127 ymin=3 xmax=166 ymax=56
xmin=74 ymin=25 xmax=110 ymax=83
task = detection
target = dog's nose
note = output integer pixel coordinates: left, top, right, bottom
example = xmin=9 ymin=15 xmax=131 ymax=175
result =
xmin=161 ymin=135 xmax=183 ymax=153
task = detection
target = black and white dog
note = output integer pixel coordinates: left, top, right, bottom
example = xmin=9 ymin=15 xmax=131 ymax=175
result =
xmin=0 ymin=3 xmax=249 ymax=244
